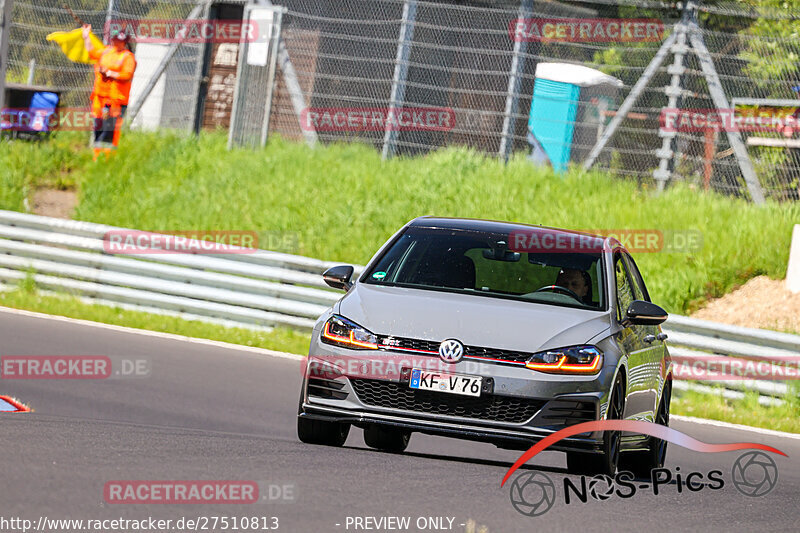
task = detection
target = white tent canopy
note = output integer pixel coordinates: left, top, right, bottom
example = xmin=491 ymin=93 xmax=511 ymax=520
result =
xmin=535 ymin=62 xmax=623 ymax=88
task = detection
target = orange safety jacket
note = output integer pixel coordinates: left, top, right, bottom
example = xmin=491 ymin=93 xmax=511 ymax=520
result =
xmin=88 ymin=46 xmax=137 ymax=106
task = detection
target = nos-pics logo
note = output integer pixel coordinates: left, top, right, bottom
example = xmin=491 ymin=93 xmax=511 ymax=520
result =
xmin=501 ymin=420 xmax=784 ymax=516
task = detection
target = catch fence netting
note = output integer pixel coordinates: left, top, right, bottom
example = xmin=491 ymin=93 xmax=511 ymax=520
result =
xmin=6 ymin=0 xmax=800 ymax=200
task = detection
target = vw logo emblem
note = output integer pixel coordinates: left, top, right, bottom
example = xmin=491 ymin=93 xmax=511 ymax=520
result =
xmin=438 ymin=339 xmax=464 ymax=363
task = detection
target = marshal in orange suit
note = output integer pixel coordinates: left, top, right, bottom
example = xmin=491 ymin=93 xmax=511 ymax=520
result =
xmin=82 ymin=24 xmax=137 ymax=160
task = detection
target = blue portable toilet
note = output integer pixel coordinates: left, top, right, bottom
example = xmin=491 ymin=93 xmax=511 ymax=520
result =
xmin=528 ymin=63 xmax=622 ymax=173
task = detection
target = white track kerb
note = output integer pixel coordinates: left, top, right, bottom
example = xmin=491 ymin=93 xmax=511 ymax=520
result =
xmin=0 ymin=210 xmax=797 ymax=404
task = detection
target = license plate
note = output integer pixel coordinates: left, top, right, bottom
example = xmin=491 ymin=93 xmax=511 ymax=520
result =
xmin=409 ymin=368 xmax=482 ymax=397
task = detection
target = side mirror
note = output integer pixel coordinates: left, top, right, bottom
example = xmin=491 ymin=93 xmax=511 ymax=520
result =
xmin=624 ymin=300 xmax=668 ymax=326
xmin=322 ymin=265 xmax=354 ymax=291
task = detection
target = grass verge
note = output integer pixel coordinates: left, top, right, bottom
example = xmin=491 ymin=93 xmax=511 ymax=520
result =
xmin=0 ymin=286 xmax=312 ymax=355
xmin=672 ymin=386 xmax=800 ymax=434
xmin=3 ymin=131 xmax=799 ymax=314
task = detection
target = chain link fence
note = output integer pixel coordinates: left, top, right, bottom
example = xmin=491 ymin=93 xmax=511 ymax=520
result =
xmin=4 ymin=0 xmax=206 ymax=129
xmin=267 ymin=0 xmax=800 ymax=201
xmin=4 ymin=0 xmax=800 ymax=201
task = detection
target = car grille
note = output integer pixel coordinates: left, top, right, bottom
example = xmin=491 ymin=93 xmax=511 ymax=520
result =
xmin=378 ymin=335 xmax=530 ymax=364
xmin=379 ymin=336 xmax=439 ymax=353
xmin=349 ymin=378 xmax=545 ymax=424
xmin=463 ymin=345 xmax=530 ymax=363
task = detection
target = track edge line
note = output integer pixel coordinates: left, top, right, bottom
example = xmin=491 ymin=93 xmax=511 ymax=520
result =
xmin=671 ymin=414 xmax=800 ymax=440
xmin=0 ymin=305 xmax=306 ymax=361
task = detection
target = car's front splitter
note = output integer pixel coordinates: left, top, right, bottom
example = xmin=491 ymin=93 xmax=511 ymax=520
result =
xmin=300 ymin=402 xmax=604 ymax=453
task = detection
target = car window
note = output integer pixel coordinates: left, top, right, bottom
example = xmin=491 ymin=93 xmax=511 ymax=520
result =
xmin=365 ymin=226 xmax=606 ymax=311
xmin=623 ymin=253 xmax=650 ymax=302
xmin=614 ymin=254 xmax=635 ymax=322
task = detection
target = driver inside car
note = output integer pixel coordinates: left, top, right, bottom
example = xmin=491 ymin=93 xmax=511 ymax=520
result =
xmin=554 ymin=268 xmax=592 ymax=304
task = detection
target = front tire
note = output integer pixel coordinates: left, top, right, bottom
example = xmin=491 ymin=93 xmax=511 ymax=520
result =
xmin=566 ymin=374 xmax=625 ymax=476
xmin=363 ymin=424 xmax=411 ymax=452
xmin=621 ymin=382 xmax=671 ymax=478
xmin=297 ymin=416 xmax=350 ymax=447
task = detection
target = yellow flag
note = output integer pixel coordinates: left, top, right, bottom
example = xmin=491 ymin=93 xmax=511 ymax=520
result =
xmin=46 ymin=28 xmax=104 ymax=64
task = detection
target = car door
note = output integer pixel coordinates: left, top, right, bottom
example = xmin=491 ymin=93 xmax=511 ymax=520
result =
xmin=624 ymin=253 xmax=668 ymax=418
xmin=613 ymin=252 xmax=651 ymax=421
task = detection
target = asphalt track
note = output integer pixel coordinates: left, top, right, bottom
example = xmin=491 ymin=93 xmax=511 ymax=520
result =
xmin=1 ymin=307 xmax=798 ymax=533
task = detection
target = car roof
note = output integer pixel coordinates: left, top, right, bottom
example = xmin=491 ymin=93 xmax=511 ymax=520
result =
xmin=408 ymin=216 xmax=624 ymax=252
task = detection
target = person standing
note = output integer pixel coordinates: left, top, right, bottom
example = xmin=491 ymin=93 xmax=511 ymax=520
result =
xmin=82 ymin=25 xmax=136 ymax=160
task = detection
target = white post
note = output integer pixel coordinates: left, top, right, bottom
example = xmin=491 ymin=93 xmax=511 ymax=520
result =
xmin=104 ymin=0 xmax=115 ymax=43
xmin=0 ymin=0 xmax=13 ymax=113
xmin=382 ymin=0 xmax=417 ymax=159
xmin=499 ymin=0 xmax=533 ymax=162
xmin=787 ymin=224 xmax=800 ymax=294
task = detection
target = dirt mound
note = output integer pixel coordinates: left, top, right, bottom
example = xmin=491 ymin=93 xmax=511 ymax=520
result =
xmin=31 ymin=188 xmax=77 ymax=219
xmin=691 ymin=276 xmax=800 ymax=334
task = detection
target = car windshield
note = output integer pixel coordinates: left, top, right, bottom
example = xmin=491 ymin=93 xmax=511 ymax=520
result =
xmin=364 ymin=226 xmax=606 ymax=310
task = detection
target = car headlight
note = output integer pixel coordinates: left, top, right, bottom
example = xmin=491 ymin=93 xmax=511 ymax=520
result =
xmin=525 ymin=345 xmax=603 ymax=374
xmin=320 ymin=315 xmax=378 ymax=350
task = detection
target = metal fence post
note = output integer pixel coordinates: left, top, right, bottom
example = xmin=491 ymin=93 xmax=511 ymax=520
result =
xmin=258 ymin=0 xmax=318 ymax=148
xmin=126 ymin=1 xmax=205 ymax=124
xmin=228 ymin=3 xmax=285 ymax=150
xmin=0 ymin=0 xmax=13 ymax=114
xmin=382 ymin=0 xmax=417 ymax=160
xmin=260 ymin=9 xmax=283 ymax=147
xmin=499 ymin=0 xmax=533 ymax=162
xmin=688 ymin=24 xmax=765 ymax=204
xmin=653 ymin=6 xmax=690 ymax=189
xmin=104 ymin=0 xmax=116 ymax=43
xmin=583 ymin=31 xmax=677 ymax=170
xmin=189 ymin=0 xmax=212 ymax=134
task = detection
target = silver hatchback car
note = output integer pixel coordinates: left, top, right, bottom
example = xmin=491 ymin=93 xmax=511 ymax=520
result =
xmin=298 ymin=217 xmax=672 ymax=476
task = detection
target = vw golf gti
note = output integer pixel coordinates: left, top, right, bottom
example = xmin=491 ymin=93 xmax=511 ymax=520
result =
xmin=298 ymin=217 xmax=673 ymax=476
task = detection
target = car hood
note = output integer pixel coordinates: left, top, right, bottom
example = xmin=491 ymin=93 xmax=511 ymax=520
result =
xmin=337 ymin=283 xmax=613 ymax=353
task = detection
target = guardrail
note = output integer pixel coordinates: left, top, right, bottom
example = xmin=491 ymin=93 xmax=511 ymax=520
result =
xmin=0 ymin=210 xmax=796 ymax=403
xmin=0 ymin=210 xmax=346 ymax=330
xmin=663 ymin=316 xmax=800 ymax=404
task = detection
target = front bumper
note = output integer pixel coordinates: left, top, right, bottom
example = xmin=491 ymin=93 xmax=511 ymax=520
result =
xmin=300 ymin=341 xmax=618 ymax=453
